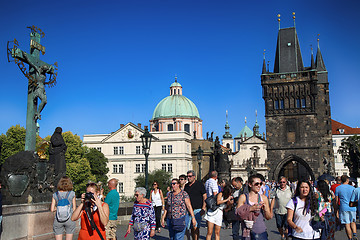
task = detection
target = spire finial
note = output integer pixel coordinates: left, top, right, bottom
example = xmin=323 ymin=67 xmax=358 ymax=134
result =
xmin=255 ymin=110 xmax=258 ymax=118
xmin=317 ymin=34 xmax=320 ymax=48
xmin=226 ymin=110 xmax=228 ymax=120
xmin=245 ymin=116 xmax=247 ymax=125
xmin=263 ymin=49 xmax=266 ymax=60
xmin=292 ymin=12 xmax=296 ymax=27
xmin=277 ymin=13 xmax=281 ymax=30
xmin=175 ymin=74 xmax=178 ymax=82
xmin=311 ymin=44 xmax=313 ymax=54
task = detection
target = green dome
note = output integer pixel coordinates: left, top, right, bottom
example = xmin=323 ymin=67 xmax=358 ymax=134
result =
xmin=235 ymin=125 xmax=253 ymax=138
xmin=170 ymin=81 xmax=182 ymax=87
xmin=152 ymin=95 xmax=200 ymax=120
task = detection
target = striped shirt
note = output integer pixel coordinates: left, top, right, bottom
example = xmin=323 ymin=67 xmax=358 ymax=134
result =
xmin=205 ymin=178 xmax=218 ymax=197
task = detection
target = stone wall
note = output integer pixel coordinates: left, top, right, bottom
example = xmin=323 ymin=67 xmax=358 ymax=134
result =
xmin=1 ymin=201 xmax=133 ymax=240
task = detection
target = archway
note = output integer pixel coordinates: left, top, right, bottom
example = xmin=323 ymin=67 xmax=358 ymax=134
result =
xmin=273 ymin=155 xmax=315 ymax=182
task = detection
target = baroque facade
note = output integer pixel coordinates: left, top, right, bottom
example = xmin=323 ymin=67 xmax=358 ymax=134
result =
xmin=83 ymin=79 xmax=201 ymax=197
xmin=261 ymin=24 xmax=333 ymax=181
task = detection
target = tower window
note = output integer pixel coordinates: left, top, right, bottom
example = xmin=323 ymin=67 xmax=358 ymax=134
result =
xmin=226 ymin=143 xmax=230 ymax=149
xmin=296 ymin=99 xmax=300 ymax=108
xmin=168 ymin=124 xmax=173 ymax=131
xmin=280 ymin=99 xmax=284 ymax=109
xmin=184 ymin=124 xmax=190 ymax=133
xmin=301 ymin=98 xmax=306 ymax=108
xmin=274 ymin=100 xmax=279 ymax=110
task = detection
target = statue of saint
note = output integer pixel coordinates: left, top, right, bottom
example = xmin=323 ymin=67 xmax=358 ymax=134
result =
xmin=49 ymin=127 xmax=67 ymax=177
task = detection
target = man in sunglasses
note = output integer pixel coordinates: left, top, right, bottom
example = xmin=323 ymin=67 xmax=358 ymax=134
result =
xmin=270 ymin=176 xmax=292 ymax=240
xmin=184 ymin=170 xmax=206 ymax=240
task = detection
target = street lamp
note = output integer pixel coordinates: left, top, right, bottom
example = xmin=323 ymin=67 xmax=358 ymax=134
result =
xmin=140 ymin=126 xmax=153 ymax=198
xmin=196 ymin=145 xmax=203 ymax=181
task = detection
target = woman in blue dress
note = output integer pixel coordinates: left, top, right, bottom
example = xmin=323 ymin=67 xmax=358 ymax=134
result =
xmin=126 ymin=187 xmax=156 ymax=240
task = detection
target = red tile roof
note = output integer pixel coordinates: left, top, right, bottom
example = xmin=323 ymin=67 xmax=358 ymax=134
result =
xmin=332 ymin=119 xmax=360 ymax=135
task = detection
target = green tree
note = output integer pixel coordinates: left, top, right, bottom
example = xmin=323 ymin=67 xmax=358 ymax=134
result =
xmin=85 ymin=148 xmax=109 ymax=185
xmin=134 ymin=169 xmax=172 ymax=195
xmin=0 ymin=125 xmax=26 ymax=163
xmin=62 ymin=131 xmax=96 ymax=195
xmin=338 ymin=135 xmax=360 ymax=178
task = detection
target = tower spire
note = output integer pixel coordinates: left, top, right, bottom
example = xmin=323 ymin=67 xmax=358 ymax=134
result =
xmin=277 ymin=13 xmax=281 ymax=30
xmin=310 ymin=45 xmax=315 ymax=69
xmin=292 ymin=12 xmax=296 ymax=27
xmin=315 ymin=34 xmax=326 ymax=71
xmin=223 ymin=110 xmax=232 ymax=139
xmin=262 ymin=49 xmax=267 ymax=74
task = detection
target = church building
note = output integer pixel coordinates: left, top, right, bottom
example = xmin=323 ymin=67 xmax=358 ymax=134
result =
xmin=83 ymin=78 xmax=202 ymax=197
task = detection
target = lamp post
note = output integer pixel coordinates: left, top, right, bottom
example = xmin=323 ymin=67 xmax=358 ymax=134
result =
xmin=140 ymin=126 xmax=153 ymax=198
xmin=196 ymin=145 xmax=203 ymax=181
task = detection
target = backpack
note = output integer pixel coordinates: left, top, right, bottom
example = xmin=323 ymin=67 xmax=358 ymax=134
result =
xmin=55 ymin=191 xmax=72 ymax=222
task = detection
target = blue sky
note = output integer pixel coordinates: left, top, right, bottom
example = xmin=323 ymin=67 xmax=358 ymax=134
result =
xmin=1 ymin=0 xmax=359 ymax=140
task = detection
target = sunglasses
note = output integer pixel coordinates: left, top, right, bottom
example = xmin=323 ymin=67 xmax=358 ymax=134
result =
xmin=180 ymin=179 xmax=185 ymax=181
xmin=253 ymin=182 xmax=262 ymax=186
xmin=280 ymin=181 xmax=286 ymax=183
xmin=171 ymin=182 xmax=177 ymax=185
xmin=153 ymin=184 xmax=157 ymax=186
xmin=135 ymin=194 xmax=139 ymax=197
xmin=187 ymin=175 xmax=194 ymax=178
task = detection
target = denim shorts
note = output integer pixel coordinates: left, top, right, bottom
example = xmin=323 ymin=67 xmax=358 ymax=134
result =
xmin=274 ymin=213 xmax=288 ymax=229
xmin=250 ymin=231 xmax=268 ymax=240
xmin=339 ymin=210 xmax=356 ymax=224
xmin=186 ymin=208 xmax=202 ymax=229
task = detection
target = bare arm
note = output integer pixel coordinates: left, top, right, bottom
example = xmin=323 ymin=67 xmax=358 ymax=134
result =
xmin=335 ymin=196 xmax=340 ymax=218
xmin=185 ymin=197 xmax=197 ymax=228
xmin=287 ymin=208 xmax=303 ymax=233
xmin=95 ymin=200 xmax=109 ymax=226
xmin=160 ymin=190 xmax=165 ymax=209
xmin=261 ymin=195 xmax=272 ymax=220
xmin=217 ymin=192 xmax=233 ymax=205
xmin=71 ymin=202 xmax=84 ymax=221
xmin=202 ymin=193 xmax=207 ymax=210
xmin=72 ymin=197 xmax=76 ymax=211
xmin=270 ymin=197 xmax=275 ymax=216
xmin=50 ymin=197 xmax=56 ymax=212
xmin=149 ymin=190 xmax=153 ymax=202
xmin=236 ymin=194 xmax=246 ymax=209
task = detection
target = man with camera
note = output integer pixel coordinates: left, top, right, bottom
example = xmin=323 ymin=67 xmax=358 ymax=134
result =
xmin=105 ymin=179 xmax=120 ymax=240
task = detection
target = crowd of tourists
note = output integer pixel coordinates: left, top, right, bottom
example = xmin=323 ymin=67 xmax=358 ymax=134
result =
xmin=50 ymin=172 xmax=360 ymax=240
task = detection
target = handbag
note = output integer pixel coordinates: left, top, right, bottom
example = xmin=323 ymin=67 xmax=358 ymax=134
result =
xmin=133 ymin=221 xmax=147 ymax=232
xmin=205 ymin=194 xmax=219 ymax=211
xmin=169 ymin=191 xmax=186 ymax=232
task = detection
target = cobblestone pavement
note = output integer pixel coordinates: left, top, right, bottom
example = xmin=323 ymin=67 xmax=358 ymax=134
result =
xmin=115 ymin=217 xmax=353 ymax=240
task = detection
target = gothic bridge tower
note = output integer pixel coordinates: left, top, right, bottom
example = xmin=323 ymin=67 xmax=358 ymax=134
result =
xmin=261 ymin=19 xmax=333 ymax=181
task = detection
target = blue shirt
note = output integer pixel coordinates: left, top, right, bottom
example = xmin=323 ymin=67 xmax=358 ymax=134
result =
xmin=335 ymin=184 xmax=356 ymax=212
xmin=350 ymin=187 xmax=360 ymax=214
xmin=105 ymin=189 xmax=120 ymax=220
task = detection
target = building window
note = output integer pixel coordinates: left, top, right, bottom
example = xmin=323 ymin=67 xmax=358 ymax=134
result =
xmin=162 ymin=164 xmax=167 ymax=171
xmin=168 ymin=124 xmax=173 ymax=131
xmin=332 ymin=140 xmax=336 ymax=147
xmin=334 ymin=155 xmax=338 ymax=162
xmin=184 ymin=124 xmax=190 ymax=133
xmin=113 ymin=164 xmax=118 ymax=173
xmin=118 ymin=182 xmax=124 ymax=193
xmin=136 ymin=146 xmax=141 ymax=154
xmin=168 ymin=145 xmax=173 ymax=154
xmin=168 ymin=163 xmax=172 ymax=172
xmin=119 ymin=146 xmax=124 ymax=155
xmin=136 ymin=164 xmax=140 ymax=173
xmin=96 ymin=147 xmax=101 ymax=152
xmin=339 ymin=129 xmax=345 ymax=134
xmin=274 ymin=100 xmax=279 ymax=110
xmin=114 ymin=146 xmax=118 ymax=155
xmin=226 ymin=143 xmax=230 ymax=149
xmin=296 ymin=98 xmax=300 ymax=108
xmin=301 ymin=98 xmax=306 ymax=108
xmin=280 ymin=99 xmax=284 ymax=109
xmin=238 ymin=142 xmax=240 ymax=151
xmin=119 ymin=164 xmax=123 ymax=174
xmin=142 ymin=164 xmax=146 ymax=173
xmin=162 ymin=145 xmax=167 ymax=154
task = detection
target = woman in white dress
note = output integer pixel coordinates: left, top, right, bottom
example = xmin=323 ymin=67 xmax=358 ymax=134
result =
xmin=205 ymin=184 xmax=233 ymax=240
xmin=149 ymin=181 xmax=165 ymax=233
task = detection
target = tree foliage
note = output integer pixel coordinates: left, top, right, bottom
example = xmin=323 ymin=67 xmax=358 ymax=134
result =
xmin=85 ymin=148 xmax=109 ymax=185
xmin=134 ymin=169 xmax=172 ymax=195
xmin=0 ymin=125 xmax=26 ymax=163
xmin=338 ymin=135 xmax=360 ymax=178
xmin=61 ymin=131 xmax=96 ymax=195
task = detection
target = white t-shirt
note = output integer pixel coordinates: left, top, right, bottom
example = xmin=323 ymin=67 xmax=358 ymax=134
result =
xmin=286 ymin=197 xmax=320 ymax=239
